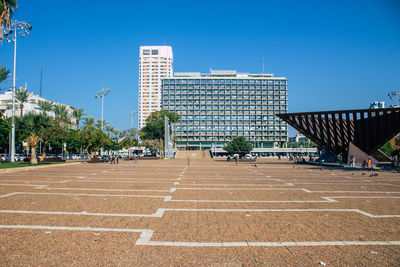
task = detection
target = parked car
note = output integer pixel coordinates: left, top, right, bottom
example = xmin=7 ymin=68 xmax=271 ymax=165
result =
xmin=244 ymin=154 xmax=255 ymax=160
xmin=1 ymin=154 xmax=10 ymax=163
xmin=17 ymin=154 xmax=27 ymax=162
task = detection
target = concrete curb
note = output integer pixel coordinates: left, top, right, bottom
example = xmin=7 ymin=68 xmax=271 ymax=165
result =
xmin=0 ymin=162 xmax=83 ymax=174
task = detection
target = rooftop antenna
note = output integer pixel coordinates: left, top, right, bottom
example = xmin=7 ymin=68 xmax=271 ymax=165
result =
xmin=40 ymin=64 xmax=43 ymax=97
xmin=262 ymin=57 xmax=264 ymax=74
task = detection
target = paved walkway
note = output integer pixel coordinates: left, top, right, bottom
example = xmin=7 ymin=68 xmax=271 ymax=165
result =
xmin=0 ymin=158 xmax=399 ymax=265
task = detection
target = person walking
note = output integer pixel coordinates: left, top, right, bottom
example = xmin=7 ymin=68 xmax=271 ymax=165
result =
xmin=349 ymin=155 xmax=355 ymax=167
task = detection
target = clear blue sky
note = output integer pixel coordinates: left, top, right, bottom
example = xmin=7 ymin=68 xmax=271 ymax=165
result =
xmin=1 ymin=0 xmax=399 ymax=135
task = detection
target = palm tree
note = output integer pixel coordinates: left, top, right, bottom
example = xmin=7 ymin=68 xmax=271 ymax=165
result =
xmin=0 ymin=0 xmax=18 ymax=41
xmin=95 ymin=119 xmax=108 ymax=130
xmin=53 ymin=104 xmax=68 ymax=122
xmin=113 ymin=128 xmax=120 ymax=141
xmin=37 ymin=100 xmax=53 ymax=116
xmin=0 ymin=65 xmax=10 ymax=84
xmin=71 ymin=107 xmax=85 ymax=129
xmin=26 ymin=133 xmax=41 ymax=164
xmin=15 ymin=88 xmax=32 ymax=117
xmin=83 ymin=116 xmax=95 ymax=127
xmin=104 ymin=125 xmax=114 ymax=137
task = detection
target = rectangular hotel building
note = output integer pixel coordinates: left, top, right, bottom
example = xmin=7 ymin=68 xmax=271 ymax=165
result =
xmin=161 ymin=70 xmax=288 ymax=150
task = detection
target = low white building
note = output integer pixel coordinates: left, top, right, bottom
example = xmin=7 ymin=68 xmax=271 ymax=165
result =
xmin=0 ymin=89 xmax=75 ymax=121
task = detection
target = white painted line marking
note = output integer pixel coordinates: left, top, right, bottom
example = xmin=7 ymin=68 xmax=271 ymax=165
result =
xmin=0 ymin=192 xmax=171 ymax=201
xmin=0 ymin=192 xmax=18 ymax=198
xmin=143 ymin=240 xmax=400 ymax=247
xmin=0 ymin=184 xmax=43 ymax=187
xmin=3 ymin=224 xmax=398 ymax=247
xmin=0 ymin=224 xmax=145 ymax=233
xmin=41 ymin=187 xmax=171 ymax=193
xmin=0 ymin=210 xmax=164 ymax=217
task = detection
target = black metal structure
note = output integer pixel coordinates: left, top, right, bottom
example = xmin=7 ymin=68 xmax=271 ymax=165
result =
xmin=277 ymin=107 xmax=400 ymax=158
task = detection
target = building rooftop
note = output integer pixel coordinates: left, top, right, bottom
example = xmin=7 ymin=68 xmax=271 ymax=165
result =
xmin=172 ymin=70 xmax=283 ymax=79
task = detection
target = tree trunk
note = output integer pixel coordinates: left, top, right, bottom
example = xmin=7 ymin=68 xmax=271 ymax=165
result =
xmin=30 ymin=146 xmax=38 ymax=165
xmin=20 ymin=103 xmax=24 ymax=117
xmin=41 ymin=141 xmax=48 ymax=161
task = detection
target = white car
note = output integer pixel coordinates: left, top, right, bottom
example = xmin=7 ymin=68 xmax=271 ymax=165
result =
xmin=244 ymin=154 xmax=255 ymax=160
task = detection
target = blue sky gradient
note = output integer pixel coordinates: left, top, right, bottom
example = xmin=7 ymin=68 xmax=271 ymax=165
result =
xmin=1 ymin=0 xmax=399 ymax=135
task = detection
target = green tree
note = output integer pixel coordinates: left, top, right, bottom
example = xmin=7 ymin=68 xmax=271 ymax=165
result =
xmin=0 ymin=111 xmax=10 ymax=153
xmin=37 ymin=100 xmax=53 ymax=116
xmin=104 ymin=125 xmax=115 ymax=137
xmin=15 ymin=113 xmax=53 ymax=163
xmin=79 ymin=125 xmax=111 ymax=157
xmin=83 ymin=116 xmax=95 ymax=127
xmin=140 ymin=110 xmax=180 ymax=141
xmin=0 ymin=65 xmax=10 ymax=84
xmin=380 ymin=140 xmax=393 ymax=156
xmin=64 ymin=129 xmax=83 ymax=154
xmin=38 ymin=120 xmax=64 ymax=159
xmin=95 ymin=119 xmax=108 ymax=130
xmin=0 ymin=0 xmax=17 ymax=41
xmin=26 ymin=134 xmax=40 ymax=164
xmin=71 ymin=107 xmax=84 ymax=129
xmin=223 ymin=136 xmax=253 ymax=157
xmin=53 ymin=104 xmax=68 ymax=122
xmin=119 ymin=137 xmax=138 ymax=150
xmin=15 ymin=88 xmax=33 ymax=117
xmin=142 ymin=139 xmax=161 ymax=156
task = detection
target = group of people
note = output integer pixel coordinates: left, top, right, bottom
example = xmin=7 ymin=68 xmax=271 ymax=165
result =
xmin=349 ymin=155 xmax=373 ymax=168
xmin=109 ymin=153 xmax=119 ymax=164
xmin=362 ymin=158 xmax=372 ymax=168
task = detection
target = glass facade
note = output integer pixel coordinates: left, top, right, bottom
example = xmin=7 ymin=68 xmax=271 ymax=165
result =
xmin=161 ymin=72 xmax=288 ymax=150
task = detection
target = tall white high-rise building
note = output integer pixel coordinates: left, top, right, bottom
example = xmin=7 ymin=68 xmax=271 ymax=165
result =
xmin=138 ymin=46 xmax=173 ymax=128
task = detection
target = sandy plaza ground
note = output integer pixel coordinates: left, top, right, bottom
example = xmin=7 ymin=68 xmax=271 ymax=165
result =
xmin=0 ymin=153 xmax=399 ymax=266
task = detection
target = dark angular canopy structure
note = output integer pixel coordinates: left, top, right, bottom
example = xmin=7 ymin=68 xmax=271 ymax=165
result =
xmin=276 ymin=107 xmax=400 ymax=158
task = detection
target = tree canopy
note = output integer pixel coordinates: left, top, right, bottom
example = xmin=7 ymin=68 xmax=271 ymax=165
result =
xmin=223 ymin=136 xmax=253 ymax=156
xmin=140 ymin=110 xmax=180 ymax=141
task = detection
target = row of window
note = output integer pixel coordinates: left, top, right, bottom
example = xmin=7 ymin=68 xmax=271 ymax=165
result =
xmin=163 ymin=79 xmax=286 ymax=85
xmin=178 ymin=115 xmax=281 ymax=120
xmin=163 ymin=100 xmax=287 ymax=104
xmin=163 ymin=86 xmax=286 ymax=91
xmin=175 ymin=126 xmax=286 ymax=131
xmin=165 ymin=105 xmax=287 ymax=110
xmin=178 ymin=137 xmax=287 ymax=141
xmin=171 ymin=111 xmax=286 ymax=115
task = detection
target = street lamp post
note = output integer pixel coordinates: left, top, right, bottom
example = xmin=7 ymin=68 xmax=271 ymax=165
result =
xmin=95 ymin=87 xmax=111 ymax=131
xmin=388 ymin=90 xmax=400 ymax=107
xmin=4 ymin=20 xmax=32 ymax=162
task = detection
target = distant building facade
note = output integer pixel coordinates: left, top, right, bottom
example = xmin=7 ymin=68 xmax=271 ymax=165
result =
xmin=138 ymin=46 xmax=173 ymax=128
xmin=288 ymin=134 xmax=309 ymax=143
xmin=161 ymin=70 xmax=288 ymax=150
xmin=369 ymin=101 xmax=385 ymax=109
xmin=0 ymin=90 xmax=74 ymax=120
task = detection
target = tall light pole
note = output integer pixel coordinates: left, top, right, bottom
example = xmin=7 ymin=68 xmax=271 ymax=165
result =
xmin=128 ymin=110 xmax=137 ymax=129
xmin=95 ymin=87 xmax=111 ymax=131
xmin=388 ymin=90 xmax=400 ymax=107
xmin=4 ymin=20 xmax=32 ymax=162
